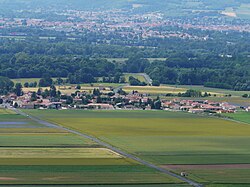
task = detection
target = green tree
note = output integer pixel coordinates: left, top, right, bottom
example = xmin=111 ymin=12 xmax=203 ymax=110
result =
xmin=15 ymin=83 xmax=23 ymax=96
xmin=0 ymin=76 xmax=14 ymax=95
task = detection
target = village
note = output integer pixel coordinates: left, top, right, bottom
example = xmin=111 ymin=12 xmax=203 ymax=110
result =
xmin=1 ymin=85 xmax=250 ymax=114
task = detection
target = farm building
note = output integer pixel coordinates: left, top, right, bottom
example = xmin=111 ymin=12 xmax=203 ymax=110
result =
xmin=86 ymin=103 xmax=114 ymax=110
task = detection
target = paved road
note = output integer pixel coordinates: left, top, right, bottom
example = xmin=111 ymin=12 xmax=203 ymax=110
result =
xmin=14 ymin=108 xmax=203 ymax=187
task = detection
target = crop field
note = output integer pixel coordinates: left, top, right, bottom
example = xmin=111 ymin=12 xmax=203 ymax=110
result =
xmin=11 ymin=78 xmax=67 ymax=85
xmin=19 ymin=83 xmax=122 ymax=95
xmin=123 ymin=85 xmax=227 ymax=96
xmin=0 ymin=148 xmax=121 ymax=158
xmin=0 ymin=133 xmax=96 ymax=147
xmin=236 ymin=3 xmax=250 ymax=19
xmin=0 ymin=109 xmax=181 ymax=185
xmin=25 ymin=109 xmax=250 ymax=186
xmin=0 ymin=165 xmax=179 ymax=185
xmin=124 ymin=74 xmax=147 ymax=83
xmin=172 ymin=85 xmax=250 ymax=97
xmin=123 ymin=85 xmax=250 ymax=105
xmin=224 ymin=112 xmax=250 ymax=124
xmin=123 ymin=85 xmax=186 ymax=94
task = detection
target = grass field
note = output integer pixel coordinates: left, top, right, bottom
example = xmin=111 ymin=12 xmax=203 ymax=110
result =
xmin=224 ymin=112 xmax=250 ymax=124
xmin=0 ymin=109 xmax=181 ymax=185
xmin=124 ymin=74 xmax=147 ymax=83
xmin=123 ymin=85 xmax=250 ymax=105
xmin=123 ymin=85 xmax=186 ymax=94
xmin=25 ymin=109 xmax=250 ymax=186
xmin=172 ymin=85 xmax=250 ymax=97
xmin=0 ymin=148 xmax=121 ymax=158
xmin=0 ymin=165 xmax=179 ymax=185
xmin=0 ymin=133 xmax=96 ymax=147
xmin=236 ymin=3 xmax=250 ymax=19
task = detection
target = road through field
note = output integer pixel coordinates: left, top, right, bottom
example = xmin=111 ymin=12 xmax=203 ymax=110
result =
xmin=13 ymin=108 xmax=202 ymax=187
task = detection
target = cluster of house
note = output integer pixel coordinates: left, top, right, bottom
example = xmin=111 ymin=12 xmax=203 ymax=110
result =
xmin=162 ymin=99 xmax=239 ymax=114
xmin=2 ymin=91 xmax=250 ymax=114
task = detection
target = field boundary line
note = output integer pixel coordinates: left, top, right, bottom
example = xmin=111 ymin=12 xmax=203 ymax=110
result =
xmin=13 ymin=108 xmax=203 ymax=187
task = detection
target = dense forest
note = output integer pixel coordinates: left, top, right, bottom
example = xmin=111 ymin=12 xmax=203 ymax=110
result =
xmin=0 ymin=37 xmax=249 ymax=90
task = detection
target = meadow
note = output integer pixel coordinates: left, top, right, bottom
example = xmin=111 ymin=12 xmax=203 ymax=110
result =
xmin=25 ymin=109 xmax=250 ymax=186
xmin=0 ymin=109 xmax=181 ymax=185
xmin=123 ymin=85 xmax=250 ymax=106
xmin=124 ymin=74 xmax=147 ymax=83
xmin=223 ymin=112 xmax=250 ymax=124
xmin=123 ymin=85 xmax=186 ymax=94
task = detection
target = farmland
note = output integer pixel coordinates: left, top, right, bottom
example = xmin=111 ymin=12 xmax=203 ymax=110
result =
xmin=122 ymin=85 xmax=250 ymax=106
xmin=224 ymin=112 xmax=250 ymax=124
xmin=124 ymin=74 xmax=147 ymax=83
xmin=25 ymin=109 xmax=250 ymax=186
xmin=0 ymin=109 xmax=181 ymax=185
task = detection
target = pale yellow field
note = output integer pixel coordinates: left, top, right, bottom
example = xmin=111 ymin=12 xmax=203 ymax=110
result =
xmin=0 ymin=148 xmax=122 ymax=158
xmin=124 ymin=86 xmax=187 ymax=94
xmin=0 ymin=109 xmax=15 ymax=114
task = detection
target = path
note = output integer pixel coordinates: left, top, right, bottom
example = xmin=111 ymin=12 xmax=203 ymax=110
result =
xmin=13 ymin=108 xmax=202 ymax=187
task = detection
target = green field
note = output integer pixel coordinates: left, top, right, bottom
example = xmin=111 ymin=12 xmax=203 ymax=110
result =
xmin=224 ymin=112 xmax=250 ymax=124
xmin=172 ymin=85 xmax=250 ymax=97
xmin=236 ymin=3 xmax=250 ymax=19
xmin=0 ymin=165 xmax=178 ymax=185
xmin=123 ymin=84 xmax=250 ymax=105
xmin=123 ymin=85 xmax=186 ymax=94
xmin=0 ymin=148 xmax=121 ymax=158
xmin=25 ymin=109 xmax=250 ymax=186
xmin=0 ymin=133 xmax=96 ymax=147
xmin=124 ymin=74 xmax=147 ymax=83
xmin=0 ymin=109 xmax=181 ymax=185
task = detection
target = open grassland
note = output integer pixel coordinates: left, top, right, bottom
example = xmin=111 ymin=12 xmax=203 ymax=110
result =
xmin=0 ymin=112 xmax=46 ymax=128
xmin=0 ymin=108 xmax=15 ymax=114
xmin=25 ymin=109 xmax=250 ymax=186
xmin=11 ymin=78 xmax=67 ymax=85
xmin=0 ymin=158 xmax=136 ymax=166
xmin=164 ymin=166 xmax=250 ymax=185
xmin=80 ymin=83 xmax=125 ymax=88
xmin=172 ymin=85 xmax=250 ymax=97
xmin=21 ymin=84 xmax=121 ymax=95
xmin=124 ymin=74 xmax=147 ymax=83
xmin=130 ymin=84 xmax=250 ymax=98
xmin=124 ymin=85 xmax=226 ymax=96
xmin=0 ymin=133 xmax=96 ymax=147
xmin=0 ymin=109 xmax=182 ymax=185
xmin=123 ymin=86 xmax=186 ymax=94
xmin=224 ymin=112 xmax=250 ymax=124
xmin=0 ymin=148 xmax=121 ymax=158
xmin=12 ymin=78 xmax=41 ymax=85
xmin=163 ymin=96 xmax=250 ymax=106
xmin=123 ymin=85 xmax=250 ymax=105
xmin=236 ymin=3 xmax=250 ymax=19
xmin=0 ymin=165 xmax=180 ymax=185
